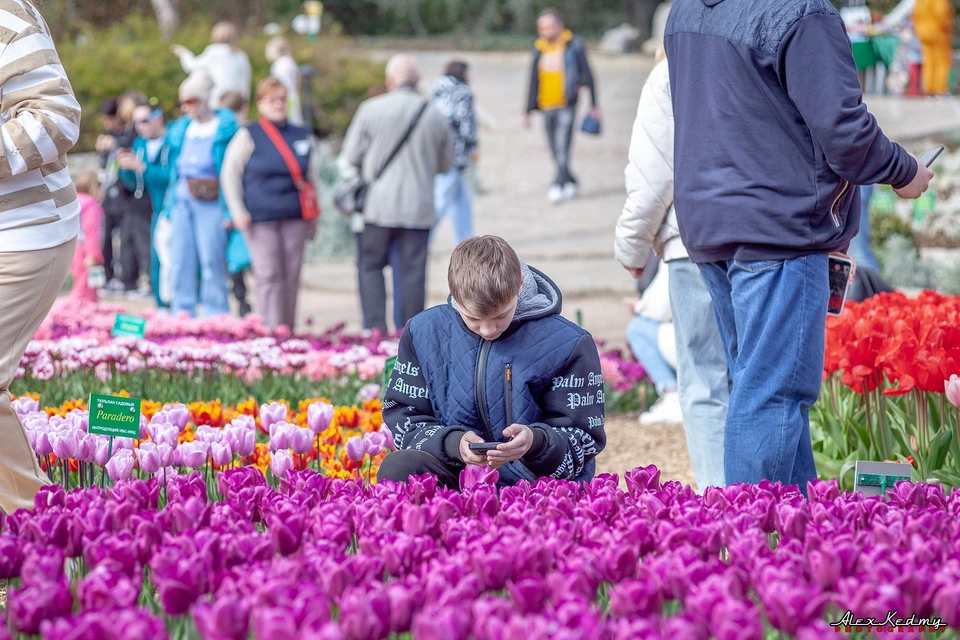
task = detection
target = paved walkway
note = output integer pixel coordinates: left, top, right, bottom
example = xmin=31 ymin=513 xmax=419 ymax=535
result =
xmin=293 ymin=50 xmax=960 ymax=348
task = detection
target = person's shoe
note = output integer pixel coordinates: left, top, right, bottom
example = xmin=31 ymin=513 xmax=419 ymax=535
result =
xmin=99 ymin=278 xmax=125 ymax=298
xmin=125 ymin=286 xmax=152 ymax=300
xmin=638 ymin=391 xmax=683 ymax=425
xmin=548 ymin=184 xmax=564 ymax=204
xmin=562 ymin=182 xmax=579 ymax=200
xmin=238 ymin=301 xmax=252 ymax=317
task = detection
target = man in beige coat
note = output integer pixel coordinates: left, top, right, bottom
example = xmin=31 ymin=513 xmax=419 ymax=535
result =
xmin=0 ymin=0 xmax=82 ymax=513
xmin=342 ymin=54 xmax=454 ymax=334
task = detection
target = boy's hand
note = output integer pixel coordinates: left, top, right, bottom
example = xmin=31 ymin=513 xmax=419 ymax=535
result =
xmin=485 ymin=424 xmax=534 ymax=470
xmin=459 ymin=431 xmax=489 ymax=467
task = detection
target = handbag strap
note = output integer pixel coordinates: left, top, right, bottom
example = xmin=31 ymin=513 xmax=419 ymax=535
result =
xmin=259 ymin=119 xmax=308 ymax=186
xmin=372 ymin=100 xmax=429 ymax=182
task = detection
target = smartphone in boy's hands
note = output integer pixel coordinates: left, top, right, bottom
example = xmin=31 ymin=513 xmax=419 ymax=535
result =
xmin=920 ymin=146 xmax=945 ymax=168
xmin=468 ymin=442 xmax=501 ymax=453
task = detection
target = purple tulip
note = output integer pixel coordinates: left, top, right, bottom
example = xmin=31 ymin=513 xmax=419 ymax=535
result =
xmin=260 ymin=402 xmax=288 ymax=434
xmin=136 ymin=442 xmax=161 ymax=474
xmin=0 ymin=536 xmax=23 ymax=579
xmin=307 ymin=402 xmax=335 ymax=434
xmin=345 ymin=436 xmax=368 ymax=462
xmin=193 ymin=594 xmax=250 ymax=640
xmin=339 ymin=585 xmax=391 ymax=640
xmin=40 ymin=613 xmax=110 ymax=640
xmin=609 ymin=574 xmax=662 ymax=617
xmin=77 ymin=565 xmax=139 ymax=611
xmin=508 ymin=577 xmax=547 ymax=614
xmin=211 ymin=441 xmax=233 ymax=467
xmin=157 ymin=442 xmax=178 ymax=467
xmin=272 ymin=449 xmax=294 ymax=479
xmin=105 ymin=449 xmax=135 ymax=482
xmin=252 ymin=606 xmax=299 ymax=640
xmin=8 ymin=577 xmax=73 ymax=635
xmin=290 ymin=427 xmax=315 ymax=455
xmin=180 ymin=441 xmax=208 ymax=469
xmin=83 ymin=532 xmax=139 ymax=577
xmin=379 ymin=423 xmax=396 ymax=450
xmin=411 ymin=605 xmax=470 ymax=640
xmin=51 ymin=428 xmax=79 ymax=460
xmin=21 ymin=545 xmax=65 ymax=583
xmin=150 ymin=555 xmax=206 ymax=616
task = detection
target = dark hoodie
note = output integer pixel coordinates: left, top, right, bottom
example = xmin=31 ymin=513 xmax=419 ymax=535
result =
xmin=664 ymin=0 xmax=917 ymax=263
xmin=382 ymin=262 xmax=606 ymax=486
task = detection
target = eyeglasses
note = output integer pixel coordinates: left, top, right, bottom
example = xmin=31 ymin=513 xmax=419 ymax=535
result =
xmin=181 ymin=98 xmax=200 ymax=107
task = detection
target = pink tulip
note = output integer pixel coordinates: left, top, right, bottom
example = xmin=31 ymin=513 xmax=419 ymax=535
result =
xmin=164 ymin=404 xmax=190 ymax=431
xmin=946 ymin=375 xmax=960 ymax=408
xmin=364 ymin=431 xmax=388 ymax=457
xmin=271 ymin=449 xmax=293 ymax=479
xmin=34 ymin=430 xmax=53 ymax=457
xmin=260 ymin=403 xmax=288 ymax=434
xmin=94 ymin=438 xmax=111 ymax=466
xmin=136 ymin=442 xmax=161 ymax=474
xmin=158 ymin=443 xmax=179 ymax=468
xmin=346 ymin=436 xmax=369 ymax=462
xmin=235 ymin=427 xmax=256 ymax=458
xmin=270 ymin=421 xmax=295 ymax=452
xmin=154 ymin=422 xmax=180 ymax=448
xmin=51 ymin=429 xmax=79 ymax=460
xmin=76 ymin=432 xmax=98 ymax=463
xmin=211 ymin=441 xmax=233 ymax=467
xmin=307 ymin=402 xmax=335 ymax=434
xmin=105 ymin=450 xmax=135 ymax=482
xmin=290 ymin=428 xmax=314 ymax=455
xmin=180 ymin=442 xmax=208 ymax=469
xmin=379 ymin=423 xmax=396 ymax=451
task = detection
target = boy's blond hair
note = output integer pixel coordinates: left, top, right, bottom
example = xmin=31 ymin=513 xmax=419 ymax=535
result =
xmin=74 ymin=171 xmax=99 ymax=197
xmin=448 ymin=236 xmax=523 ymax=317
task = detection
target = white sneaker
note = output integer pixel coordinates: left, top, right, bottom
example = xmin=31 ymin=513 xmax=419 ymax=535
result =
xmin=562 ymin=182 xmax=579 ymax=200
xmin=639 ymin=391 xmax=683 ymax=425
xmin=548 ymin=184 xmax=564 ymax=204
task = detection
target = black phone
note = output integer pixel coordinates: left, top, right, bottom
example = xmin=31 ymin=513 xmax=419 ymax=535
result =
xmin=468 ymin=442 xmax=501 ymax=453
xmin=920 ymin=146 xmax=945 ymax=168
xmin=827 ymin=255 xmax=855 ymax=316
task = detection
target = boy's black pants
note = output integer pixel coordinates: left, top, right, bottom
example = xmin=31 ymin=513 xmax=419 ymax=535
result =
xmin=376 ymin=450 xmax=461 ymax=490
xmin=120 ymin=209 xmax=152 ymax=291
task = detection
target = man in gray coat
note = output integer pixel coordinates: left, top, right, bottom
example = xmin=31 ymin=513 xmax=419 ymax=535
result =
xmin=343 ymin=54 xmax=454 ymax=334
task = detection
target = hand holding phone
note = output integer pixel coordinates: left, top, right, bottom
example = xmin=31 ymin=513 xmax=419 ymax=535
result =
xmin=468 ymin=442 xmax=501 ymax=453
xmin=920 ymin=145 xmax=945 ymax=168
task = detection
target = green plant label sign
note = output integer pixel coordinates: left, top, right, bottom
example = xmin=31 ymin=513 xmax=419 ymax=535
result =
xmin=871 ymin=187 xmax=896 ymax=215
xmin=913 ymin=192 xmax=936 ymax=223
xmin=383 ymin=356 xmax=398 ymax=391
xmin=88 ymin=394 xmax=141 ymax=439
xmin=112 ymin=314 xmax=146 ymax=339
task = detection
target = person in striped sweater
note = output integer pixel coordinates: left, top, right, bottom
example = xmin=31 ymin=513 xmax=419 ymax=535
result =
xmin=0 ymin=0 xmax=82 ymax=513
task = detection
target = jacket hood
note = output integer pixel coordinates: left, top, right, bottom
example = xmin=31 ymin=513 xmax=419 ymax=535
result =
xmin=701 ymin=0 xmax=724 ymax=5
xmin=535 ymin=29 xmax=574 ymax=51
xmin=448 ymin=261 xmax=562 ymax=334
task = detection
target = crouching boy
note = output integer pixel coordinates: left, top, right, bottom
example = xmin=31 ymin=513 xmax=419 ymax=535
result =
xmin=377 ymin=235 xmax=606 ymax=488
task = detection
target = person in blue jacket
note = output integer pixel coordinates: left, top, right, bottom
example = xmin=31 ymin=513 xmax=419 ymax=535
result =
xmin=664 ymin=0 xmax=935 ymax=493
xmin=377 ymin=235 xmax=606 ymax=489
xmin=161 ymin=71 xmax=240 ymax=318
xmin=118 ymin=100 xmax=171 ymax=309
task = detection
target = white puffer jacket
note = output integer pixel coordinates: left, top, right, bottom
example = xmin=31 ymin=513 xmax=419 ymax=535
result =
xmin=615 ymin=59 xmax=688 ymax=267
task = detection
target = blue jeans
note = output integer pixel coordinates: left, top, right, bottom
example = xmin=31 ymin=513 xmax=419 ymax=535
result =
xmin=698 ymin=255 xmax=827 ymax=495
xmin=848 ymin=185 xmax=881 ymax=273
xmin=170 ymin=195 xmax=230 ymax=318
xmin=668 ymin=259 xmax=729 ymax=492
xmin=626 ymin=316 xmax=677 ymax=394
xmin=434 ymin=168 xmax=474 ymax=244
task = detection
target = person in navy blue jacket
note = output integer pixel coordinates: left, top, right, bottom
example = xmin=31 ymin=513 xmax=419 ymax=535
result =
xmin=377 ymin=236 xmax=606 ymax=489
xmin=664 ymin=0 xmax=934 ymax=493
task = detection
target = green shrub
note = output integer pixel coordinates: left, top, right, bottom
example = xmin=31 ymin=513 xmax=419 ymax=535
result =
xmin=59 ymin=15 xmax=382 ymax=152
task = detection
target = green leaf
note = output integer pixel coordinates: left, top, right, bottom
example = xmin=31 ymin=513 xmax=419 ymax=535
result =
xmin=929 ymin=428 xmax=954 ymax=472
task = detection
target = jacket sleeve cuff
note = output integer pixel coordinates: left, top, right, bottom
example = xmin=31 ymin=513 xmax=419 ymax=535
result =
xmin=444 ymin=429 xmax=466 ymax=462
xmin=890 ymin=144 xmax=919 ymax=190
xmin=523 ymin=426 xmax=549 ymax=463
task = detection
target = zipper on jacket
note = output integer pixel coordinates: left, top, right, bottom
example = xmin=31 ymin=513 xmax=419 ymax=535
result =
xmin=475 ymin=340 xmax=496 ymax=441
xmin=504 ymin=364 xmax=513 ymax=427
xmin=830 ymin=180 xmax=850 ymax=228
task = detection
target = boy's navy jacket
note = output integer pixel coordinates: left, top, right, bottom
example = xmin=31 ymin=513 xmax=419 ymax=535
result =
xmin=664 ymin=0 xmax=917 ymax=263
xmin=382 ymin=263 xmax=606 ymax=486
